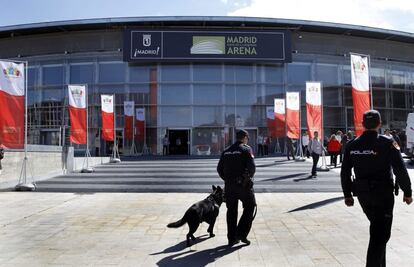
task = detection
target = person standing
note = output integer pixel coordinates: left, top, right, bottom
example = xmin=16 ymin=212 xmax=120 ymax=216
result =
xmin=257 ymin=134 xmax=264 ymax=157
xmin=0 ymin=144 xmax=4 ymax=175
xmin=302 ymin=131 xmax=310 ymax=158
xmin=94 ymin=133 xmax=100 ymax=156
xmin=286 ymin=136 xmax=295 ymax=160
xmin=162 ymin=134 xmax=169 ymax=156
xmin=308 ymin=131 xmax=324 ymax=178
xmin=217 ymin=129 xmax=256 ymax=246
xmin=263 ymin=136 xmax=270 ymax=156
xmin=341 ymin=110 xmax=412 ymax=267
xmin=327 ymin=134 xmax=341 ymax=167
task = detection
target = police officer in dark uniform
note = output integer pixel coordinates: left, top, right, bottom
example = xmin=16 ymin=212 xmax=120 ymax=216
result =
xmin=217 ymin=129 xmax=256 ymax=246
xmin=341 ymin=110 xmax=412 ymax=267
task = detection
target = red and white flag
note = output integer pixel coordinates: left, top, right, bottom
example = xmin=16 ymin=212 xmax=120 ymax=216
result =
xmin=351 ymin=54 xmax=371 ymax=136
xmin=266 ymin=106 xmax=276 ymax=137
xmin=0 ymin=61 xmax=25 ymax=149
xmin=68 ymin=85 xmax=87 ymax=144
xmin=306 ymin=82 xmax=322 ymax=139
xmin=286 ymin=92 xmax=300 ymax=139
xmin=101 ymin=95 xmax=114 ymax=141
xmin=135 ymin=108 xmax=145 ymax=142
xmin=274 ymin=99 xmax=286 ymax=138
xmin=124 ymin=101 xmax=134 ymax=140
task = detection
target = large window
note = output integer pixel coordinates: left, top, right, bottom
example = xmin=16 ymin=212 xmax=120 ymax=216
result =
xmin=43 ymin=66 xmax=64 ymax=85
xmin=193 ymin=64 xmax=222 ymax=82
xmin=288 ymin=63 xmax=311 ymax=85
xmin=70 ymin=64 xmax=94 ymax=84
xmin=193 ymin=107 xmax=223 ymax=126
xmin=160 ymin=84 xmax=191 ymax=105
xmin=193 ymin=85 xmax=223 ymax=105
xmin=316 ymin=64 xmax=339 ymax=86
xmin=262 ymin=65 xmax=284 ymax=83
xmin=160 ymin=106 xmax=192 ymax=127
xmin=161 ymin=65 xmax=190 ymax=81
xmin=225 ymin=65 xmax=254 ymax=83
xmin=99 ymin=62 xmax=125 ymax=83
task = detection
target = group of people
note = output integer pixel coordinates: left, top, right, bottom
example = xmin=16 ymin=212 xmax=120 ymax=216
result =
xmin=217 ymin=110 xmax=412 ymax=267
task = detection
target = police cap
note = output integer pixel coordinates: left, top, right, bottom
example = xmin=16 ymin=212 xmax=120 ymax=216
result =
xmin=362 ymin=109 xmax=381 ymax=129
xmin=236 ymin=129 xmax=249 ymax=140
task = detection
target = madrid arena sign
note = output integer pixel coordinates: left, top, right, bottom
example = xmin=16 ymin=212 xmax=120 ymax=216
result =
xmin=124 ymin=29 xmax=292 ymax=63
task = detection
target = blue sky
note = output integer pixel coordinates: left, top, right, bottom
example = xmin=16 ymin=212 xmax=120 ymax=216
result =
xmin=1 ymin=0 xmax=414 ymax=33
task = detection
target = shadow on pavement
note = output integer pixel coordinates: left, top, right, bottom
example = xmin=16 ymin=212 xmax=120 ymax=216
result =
xmin=256 ymin=159 xmax=292 ymax=167
xmin=258 ymin=173 xmax=308 ymax=182
xmin=287 ymin=196 xmax=343 ymax=213
xmin=150 ymin=235 xmax=210 ymax=255
xmin=293 ymin=175 xmax=314 ymax=182
xmin=155 ymin=244 xmax=242 ymax=267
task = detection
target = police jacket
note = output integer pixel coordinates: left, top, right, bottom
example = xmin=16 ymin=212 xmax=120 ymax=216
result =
xmin=217 ymin=141 xmax=256 ymax=184
xmin=341 ymin=130 xmax=412 ymax=198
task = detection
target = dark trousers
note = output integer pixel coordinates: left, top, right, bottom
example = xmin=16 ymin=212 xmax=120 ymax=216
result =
xmin=330 ymin=152 xmax=338 ymax=167
xmin=225 ymin=185 xmax=256 ymax=242
xmin=358 ymin=189 xmax=394 ymax=267
xmin=303 ymin=145 xmax=310 ymax=158
xmin=287 ymin=146 xmax=295 ymax=160
xmin=311 ymin=152 xmax=320 ymax=176
xmin=264 ymin=145 xmax=268 ymax=156
xmin=258 ymin=144 xmax=263 ymax=156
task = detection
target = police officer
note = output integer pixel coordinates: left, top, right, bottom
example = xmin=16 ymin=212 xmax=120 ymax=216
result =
xmin=217 ymin=129 xmax=256 ymax=246
xmin=341 ymin=110 xmax=412 ymax=267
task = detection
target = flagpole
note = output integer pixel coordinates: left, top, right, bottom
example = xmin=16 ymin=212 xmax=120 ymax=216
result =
xmin=81 ymin=84 xmax=94 ymax=173
xmin=111 ymin=94 xmax=121 ymax=163
xmin=296 ymin=91 xmax=305 ymax=161
xmin=129 ymin=103 xmax=137 ymax=155
xmin=318 ymin=81 xmax=329 ymax=171
xmin=16 ymin=60 xmax=35 ymax=191
xmin=368 ymin=55 xmax=373 ymax=109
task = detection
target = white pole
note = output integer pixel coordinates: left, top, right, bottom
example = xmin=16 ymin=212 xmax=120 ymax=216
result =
xmin=368 ymin=55 xmax=373 ymax=110
xmin=81 ymin=84 xmax=93 ymax=172
xmin=113 ymin=94 xmax=116 ymax=158
xmin=15 ymin=60 xmax=35 ymax=190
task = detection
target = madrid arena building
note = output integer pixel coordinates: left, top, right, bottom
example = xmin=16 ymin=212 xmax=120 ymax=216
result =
xmin=1 ymin=16 xmax=414 ymax=156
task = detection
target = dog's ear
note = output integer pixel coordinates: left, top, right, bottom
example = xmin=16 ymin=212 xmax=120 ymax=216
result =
xmin=217 ymin=185 xmax=222 ymax=190
xmin=212 ymin=185 xmax=217 ymax=191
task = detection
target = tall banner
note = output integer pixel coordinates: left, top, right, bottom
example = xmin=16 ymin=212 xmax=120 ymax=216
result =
xmin=351 ymin=54 xmax=371 ymax=136
xmin=135 ymin=108 xmax=145 ymax=142
xmin=124 ymin=101 xmax=134 ymax=140
xmin=0 ymin=61 xmax=25 ymax=149
xmin=266 ymin=106 xmax=276 ymax=137
xmin=101 ymin=95 xmax=114 ymax=141
xmin=274 ymin=99 xmax=286 ymax=138
xmin=286 ymin=92 xmax=300 ymax=139
xmin=306 ymin=82 xmax=323 ymax=139
xmin=68 ymin=85 xmax=87 ymax=144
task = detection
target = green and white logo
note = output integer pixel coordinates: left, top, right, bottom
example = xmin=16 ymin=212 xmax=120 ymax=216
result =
xmin=191 ymin=36 xmax=225 ymax=54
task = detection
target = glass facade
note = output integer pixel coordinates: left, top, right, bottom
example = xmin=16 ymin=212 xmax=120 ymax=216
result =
xmin=16 ymin=25 xmax=414 ymax=156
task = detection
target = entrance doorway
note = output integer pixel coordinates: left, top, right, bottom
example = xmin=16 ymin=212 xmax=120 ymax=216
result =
xmin=168 ymin=129 xmax=190 ymax=155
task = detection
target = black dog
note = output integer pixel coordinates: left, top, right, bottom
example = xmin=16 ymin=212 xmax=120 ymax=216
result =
xmin=167 ymin=185 xmax=224 ymax=247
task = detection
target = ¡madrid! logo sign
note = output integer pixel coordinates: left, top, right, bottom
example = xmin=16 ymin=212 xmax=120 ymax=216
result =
xmin=3 ymin=67 xmax=21 ymax=77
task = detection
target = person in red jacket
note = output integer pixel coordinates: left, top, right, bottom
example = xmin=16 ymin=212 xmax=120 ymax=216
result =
xmin=327 ymin=134 xmax=341 ymax=167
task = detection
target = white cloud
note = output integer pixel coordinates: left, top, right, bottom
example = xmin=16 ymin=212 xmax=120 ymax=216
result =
xmin=228 ymin=0 xmax=414 ymax=33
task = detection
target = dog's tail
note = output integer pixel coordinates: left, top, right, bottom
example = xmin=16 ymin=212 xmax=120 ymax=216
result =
xmin=167 ymin=215 xmax=186 ymax=228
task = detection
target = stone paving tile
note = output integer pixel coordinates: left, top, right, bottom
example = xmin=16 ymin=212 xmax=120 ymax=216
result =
xmin=0 ymin=192 xmax=413 ymax=266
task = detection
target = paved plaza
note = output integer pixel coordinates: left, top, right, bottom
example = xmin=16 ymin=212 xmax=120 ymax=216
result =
xmin=0 ymin=157 xmax=413 ymax=266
